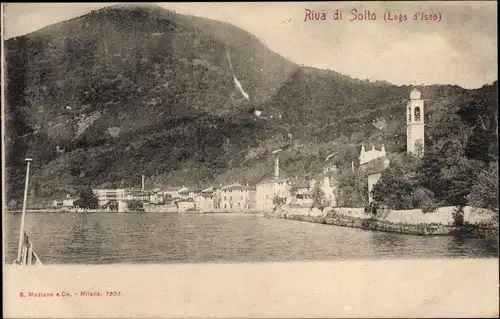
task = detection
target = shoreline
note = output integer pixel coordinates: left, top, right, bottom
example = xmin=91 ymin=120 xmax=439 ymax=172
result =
xmin=265 ymin=211 xmax=498 ymax=238
xmin=6 ymin=209 xmax=496 ymax=238
xmin=6 ymin=209 xmax=264 ymax=216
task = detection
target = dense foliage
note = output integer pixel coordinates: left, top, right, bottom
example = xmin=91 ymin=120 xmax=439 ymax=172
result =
xmin=467 ymin=161 xmax=499 ymax=213
xmin=311 ymin=181 xmax=329 ymax=211
xmin=332 ymin=167 xmax=367 ymax=207
xmin=73 ymin=189 xmax=99 ymax=209
xmin=128 ymin=200 xmax=144 ymax=211
xmin=372 ymin=84 xmax=498 ymax=211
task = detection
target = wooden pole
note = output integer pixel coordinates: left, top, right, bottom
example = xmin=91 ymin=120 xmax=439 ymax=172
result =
xmin=27 ymin=243 xmax=33 ymax=265
xmin=16 ymin=158 xmax=32 ymax=263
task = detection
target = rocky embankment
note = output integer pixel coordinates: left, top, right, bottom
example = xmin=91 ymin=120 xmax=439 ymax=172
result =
xmin=265 ymin=207 xmax=498 ymax=238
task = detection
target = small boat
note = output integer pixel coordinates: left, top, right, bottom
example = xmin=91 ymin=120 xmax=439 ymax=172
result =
xmin=13 ymin=158 xmax=43 ymax=266
xmin=14 ymin=231 xmax=43 ymax=266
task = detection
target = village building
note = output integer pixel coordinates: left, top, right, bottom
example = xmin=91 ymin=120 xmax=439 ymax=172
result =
xmin=217 ymin=183 xmax=256 ymax=211
xmin=121 ymin=188 xmax=152 ymax=202
xmin=52 ymin=194 xmax=76 ymax=209
xmin=255 ymin=148 xmax=294 ymax=210
xmin=289 ymin=179 xmax=312 ymax=206
xmin=150 ymin=191 xmax=164 ymax=204
xmin=359 ymin=147 xmax=390 ymax=203
xmin=92 ymin=188 xmax=126 ymax=206
xmin=92 ymin=188 xmax=152 ymax=212
xmin=176 ymin=198 xmax=195 ymax=213
xmin=255 ymin=178 xmax=292 ymax=211
xmin=359 ymin=88 xmax=425 ymax=203
xmin=359 ymin=144 xmax=387 ymax=166
xmin=177 ymin=186 xmax=190 ymax=198
xmin=162 ymin=187 xmax=180 ymax=199
xmin=189 ymin=188 xmax=203 ymax=198
xmin=194 ymin=187 xmax=216 ymax=212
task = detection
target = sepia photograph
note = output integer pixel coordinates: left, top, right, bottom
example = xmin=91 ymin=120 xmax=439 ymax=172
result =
xmin=2 ymin=1 xmax=498 ymax=317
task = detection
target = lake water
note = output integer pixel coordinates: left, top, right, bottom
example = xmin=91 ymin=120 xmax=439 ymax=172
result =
xmin=4 ymin=212 xmax=498 ymax=264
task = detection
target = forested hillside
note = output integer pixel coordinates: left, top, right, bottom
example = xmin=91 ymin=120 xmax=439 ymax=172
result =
xmin=4 ymin=4 xmax=498 ymax=210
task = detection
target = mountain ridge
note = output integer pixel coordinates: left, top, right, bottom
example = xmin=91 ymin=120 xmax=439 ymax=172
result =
xmin=4 ymin=5 xmax=497 ymax=208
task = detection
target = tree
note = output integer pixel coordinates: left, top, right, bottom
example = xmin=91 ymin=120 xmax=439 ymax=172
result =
xmin=371 ymin=155 xmax=429 ymax=210
xmin=272 ymin=195 xmax=286 ymax=207
xmin=422 ymin=102 xmax=488 ymax=207
xmin=101 ymin=200 xmax=118 ymax=211
xmin=412 ymin=186 xmax=437 ymax=213
xmin=74 ymin=188 xmax=99 ymax=209
xmin=332 ymin=168 xmax=367 ymax=207
xmin=437 ymin=156 xmax=484 ymax=207
xmin=467 ymin=161 xmax=499 ymax=213
xmin=108 ymin=201 xmax=118 ymax=211
xmin=128 ymin=200 xmax=144 ymax=211
xmin=414 ymin=140 xmax=424 ymax=158
xmin=311 ymin=181 xmax=329 ymax=211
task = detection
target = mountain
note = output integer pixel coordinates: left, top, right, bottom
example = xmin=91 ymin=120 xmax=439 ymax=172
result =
xmin=4 ymin=4 xmax=498 ymax=208
xmin=5 ymin=4 xmax=295 ymax=201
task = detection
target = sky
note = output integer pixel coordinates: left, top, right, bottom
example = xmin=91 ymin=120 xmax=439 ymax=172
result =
xmin=2 ymin=2 xmax=498 ymax=89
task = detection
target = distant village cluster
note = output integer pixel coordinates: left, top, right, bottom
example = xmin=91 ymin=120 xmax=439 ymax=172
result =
xmin=53 ymin=168 xmax=336 ymax=214
xmin=53 ymin=89 xmax=426 ymax=213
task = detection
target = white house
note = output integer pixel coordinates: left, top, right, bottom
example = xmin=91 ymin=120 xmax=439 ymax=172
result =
xmin=217 ymin=183 xmax=256 ymax=212
xmin=194 ymin=193 xmax=215 ymax=212
xmin=289 ymin=179 xmax=312 ymax=206
xmin=177 ymin=199 xmax=195 ymax=213
xmin=52 ymin=194 xmax=75 ymax=209
xmin=162 ymin=187 xmax=180 ymax=199
xmin=255 ymin=178 xmax=292 ymax=211
xmin=177 ymin=186 xmax=190 ymax=198
xmin=359 ymin=146 xmax=390 ymax=203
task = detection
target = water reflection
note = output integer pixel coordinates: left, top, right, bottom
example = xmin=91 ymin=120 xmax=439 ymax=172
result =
xmin=369 ymin=232 xmax=408 ymax=256
xmin=446 ymin=234 xmax=498 ymax=258
xmin=4 ymin=212 xmax=498 ymax=264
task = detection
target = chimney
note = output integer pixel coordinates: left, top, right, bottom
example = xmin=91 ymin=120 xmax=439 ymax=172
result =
xmin=274 ymin=156 xmax=280 ymax=179
xmin=141 ymin=175 xmax=145 ymax=192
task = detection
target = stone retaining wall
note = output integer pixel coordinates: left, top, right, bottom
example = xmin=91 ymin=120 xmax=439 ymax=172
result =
xmin=278 ymin=206 xmax=496 ymax=226
xmin=265 ymin=205 xmax=497 ymax=237
xmin=286 ymin=214 xmax=455 ymax=236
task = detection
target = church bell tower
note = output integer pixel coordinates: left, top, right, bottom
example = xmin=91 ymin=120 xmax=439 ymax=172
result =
xmin=407 ymin=88 xmax=425 ymax=157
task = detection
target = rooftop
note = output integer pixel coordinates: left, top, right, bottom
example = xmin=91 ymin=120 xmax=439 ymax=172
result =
xmin=201 ymin=187 xmax=215 ymax=193
xmin=360 ymin=156 xmax=390 ymax=175
xmin=257 ymin=178 xmax=292 ymax=185
xmin=176 ymin=198 xmax=194 ymax=203
xmin=290 ymin=179 xmax=309 ymax=189
xmin=220 ymin=183 xmax=255 ymax=191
